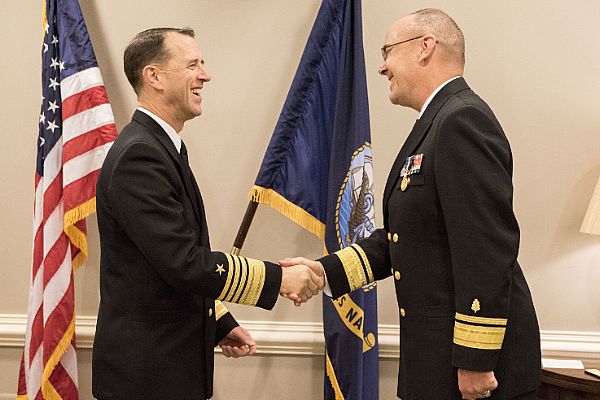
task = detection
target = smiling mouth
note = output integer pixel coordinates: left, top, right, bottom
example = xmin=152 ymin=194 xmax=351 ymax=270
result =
xmin=191 ymin=88 xmax=202 ymax=97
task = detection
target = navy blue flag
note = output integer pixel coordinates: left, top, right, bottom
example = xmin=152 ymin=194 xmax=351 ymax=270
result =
xmin=251 ymin=1 xmax=378 ymax=398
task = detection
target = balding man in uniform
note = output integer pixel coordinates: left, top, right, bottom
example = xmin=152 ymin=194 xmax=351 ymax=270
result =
xmin=283 ymin=9 xmax=541 ymax=400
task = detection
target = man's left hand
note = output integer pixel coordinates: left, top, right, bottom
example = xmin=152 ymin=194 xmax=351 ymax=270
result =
xmin=218 ymin=326 xmax=257 ymax=358
xmin=458 ymin=369 xmax=498 ymax=399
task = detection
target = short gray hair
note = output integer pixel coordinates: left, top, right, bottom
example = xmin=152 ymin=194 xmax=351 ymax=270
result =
xmin=408 ymin=9 xmax=465 ymax=66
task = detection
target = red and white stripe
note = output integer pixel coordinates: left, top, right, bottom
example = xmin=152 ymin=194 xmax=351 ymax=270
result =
xmin=20 ymin=66 xmax=116 ymax=400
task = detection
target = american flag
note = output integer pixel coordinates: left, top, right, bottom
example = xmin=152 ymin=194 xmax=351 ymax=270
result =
xmin=17 ymin=0 xmax=117 ymax=398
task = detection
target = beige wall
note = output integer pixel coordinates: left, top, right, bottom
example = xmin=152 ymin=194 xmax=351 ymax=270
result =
xmin=1 ymin=1 xmax=599 ymax=399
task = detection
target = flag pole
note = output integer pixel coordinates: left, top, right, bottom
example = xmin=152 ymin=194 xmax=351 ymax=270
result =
xmin=230 ymin=200 xmax=259 ymax=255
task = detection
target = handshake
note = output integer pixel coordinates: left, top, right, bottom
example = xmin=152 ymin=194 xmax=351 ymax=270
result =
xmin=278 ymin=257 xmax=325 ymax=306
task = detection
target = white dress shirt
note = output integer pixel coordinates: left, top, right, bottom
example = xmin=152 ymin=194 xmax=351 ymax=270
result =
xmin=418 ymin=76 xmax=461 ymax=119
xmin=137 ymin=107 xmax=182 ymax=153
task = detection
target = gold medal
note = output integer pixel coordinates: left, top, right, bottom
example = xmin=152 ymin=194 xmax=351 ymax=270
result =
xmin=400 ymin=175 xmax=410 ymax=191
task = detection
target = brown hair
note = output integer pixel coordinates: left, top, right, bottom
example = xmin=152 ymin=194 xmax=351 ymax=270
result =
xmin=123 ymin=27 xmax=195 ymax=94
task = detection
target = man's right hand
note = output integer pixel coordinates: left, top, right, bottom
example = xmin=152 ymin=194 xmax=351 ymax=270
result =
xmin=457 ymin=369 xmax=498 ymax=399
xmin=279 ymin=258 xmax=325 ymax=306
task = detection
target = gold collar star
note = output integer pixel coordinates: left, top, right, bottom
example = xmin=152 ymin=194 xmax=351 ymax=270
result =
xmin=216 ymin=264 xmax=226 ymax=276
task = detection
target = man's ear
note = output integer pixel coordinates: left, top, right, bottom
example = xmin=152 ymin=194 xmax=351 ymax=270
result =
xmin=418 ymin=34 xmax=437 ymax=64
xmin=142 ymin=65 xmax=162 ymax=90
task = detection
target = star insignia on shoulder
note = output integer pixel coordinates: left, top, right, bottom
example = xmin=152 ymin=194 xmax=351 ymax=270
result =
xmin=216 ymin=264 xmax=226 ymax=276
xmin=471 ymin=298 xmax=481 ymax=314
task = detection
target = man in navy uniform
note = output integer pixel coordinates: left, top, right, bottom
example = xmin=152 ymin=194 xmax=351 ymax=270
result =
xmin=93 ymin=27 xmax=322 ymax=400
xmin=283 ymin=9 xmax=540 ymax=400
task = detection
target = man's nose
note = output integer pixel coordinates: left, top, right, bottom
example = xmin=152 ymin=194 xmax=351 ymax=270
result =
xmin=378 ymin=63 xmax=387 ymax=76
xmin=199 ymin=67 xmax=211 ymax=82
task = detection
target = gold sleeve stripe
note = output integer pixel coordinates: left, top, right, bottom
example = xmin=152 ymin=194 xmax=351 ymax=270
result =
xmin=215 ymin=300 xmax=228 ymax=321
xmin=224 ymin=255 xmax=242 ymax=302
xmin=336 ymin=246 xmax=368 ymax=292
xmin=455 ymin=312 xmax=507 ymax=326
xmin=217 ymin=254 xmax=235 ymax=301
xmin=226 ymin=254 xmax=238 ymax=295
xmin=222 ymin=254 xmax=238 ymax=301
xmin=219 ymin=255 xmax=267 ymax=307
xmin=241 ymin=259 xmax=266 ymax=306
xmin=453 ymin=321 xmax=506 ymax=350
xmin=254 ymin=260 xmax=265 ymax=305
xmin=231 ymin=255 xmax=249 ymax=303
xmin=239 ymin=258 xmax=254 ymax=306
xmin=351 ymin=244 xmax=374 ymax=283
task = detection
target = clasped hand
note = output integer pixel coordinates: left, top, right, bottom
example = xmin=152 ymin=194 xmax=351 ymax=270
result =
xmin=278 ymin=257 xmax=325 ymax=306
xmin=458 ymin=369 xmax=498 ymax=399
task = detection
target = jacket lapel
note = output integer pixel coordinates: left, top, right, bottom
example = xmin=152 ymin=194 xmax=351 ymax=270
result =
xmin=382 ymin=77 xmax=471 ymax=223
xmin=188 ymin=170 xmax=211 ymax=248
xmin=179 ymin=154 xmax=203 ymax=228
xmin=131 ymin=110 xmax=203 ymax=225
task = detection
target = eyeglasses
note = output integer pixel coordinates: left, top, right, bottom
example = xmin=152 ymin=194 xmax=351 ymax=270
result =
xmin=380 ymin=35 xmax=424 ymax=61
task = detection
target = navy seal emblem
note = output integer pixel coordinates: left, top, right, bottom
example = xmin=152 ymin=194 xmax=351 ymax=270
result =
xmin=336 ymin=142 xmax=376 ymax=249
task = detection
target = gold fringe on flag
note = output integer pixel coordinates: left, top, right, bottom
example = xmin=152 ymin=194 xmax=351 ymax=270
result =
xmin=64 ymin=197 xmax=96 ymax=229
xmin=44 ymin=381 xmax=63 ymax=400
xmin=41 ymin=0 xmax=47 ymax=37
xmin=326 ymin=351 xmax=345 ymax=400
xmin=71 ymin=250 xmax=87 ymax=272
xmin=249 ymin=186 xmax=325 ymax=240
xmin=41 ymin=316 xmax=76 ymax=400
xmin=64 ymin=197 xmax=96 ymax=271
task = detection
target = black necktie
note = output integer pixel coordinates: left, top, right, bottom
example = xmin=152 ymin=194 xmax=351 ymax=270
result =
xmin=179 ymin=141 xmax=198 ymax=210
xmin=180 ymin=141 xmax=190 ymax=167
xmin=179 ymin=141 xmax=210 ymax=247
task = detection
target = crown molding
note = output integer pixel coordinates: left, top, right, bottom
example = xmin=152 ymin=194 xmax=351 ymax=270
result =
xmin=1 ymin=314 xmax=598 ymax=360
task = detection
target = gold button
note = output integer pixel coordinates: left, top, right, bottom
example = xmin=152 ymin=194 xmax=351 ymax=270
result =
xmin=387 ymin=232 xmax=392 ymax=241
xmin=393 ymin=233 xmax=399 ymax=243
xmin=208 ymin=308 xmax=213 ymax=317
xmin=394 ymin=271 xmax=401 ymax=281
xmin=400 ymin=308 xmax=406 ymax=317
